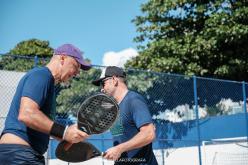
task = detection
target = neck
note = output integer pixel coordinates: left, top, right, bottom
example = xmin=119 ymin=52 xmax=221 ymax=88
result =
xmin=46 ymin=61 xmax=61 ymax=84
xmin=114 ymin=86 xmax=128 ymax=104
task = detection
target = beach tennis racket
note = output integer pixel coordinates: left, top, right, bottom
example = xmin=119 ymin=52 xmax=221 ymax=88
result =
xmin=56 ymin=141 xmax=105 ymax=162
xmin=76 ymin=93 xmax=119 ymax=135
xmin=57 ymin=93 xmax=119 ymax=155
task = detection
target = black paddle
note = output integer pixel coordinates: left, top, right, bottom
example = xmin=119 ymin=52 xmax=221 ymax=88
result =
xmin=56 ymin=93 xmax=119 ymax=162
xmin=56 ymin=141 xmax=105 ymax=162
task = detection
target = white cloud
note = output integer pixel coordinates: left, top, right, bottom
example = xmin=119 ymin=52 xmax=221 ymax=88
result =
xmin=152 ymin=104 xmax=208 ymax=122
xmin=102 ymin=48 xmax=138 ymax=67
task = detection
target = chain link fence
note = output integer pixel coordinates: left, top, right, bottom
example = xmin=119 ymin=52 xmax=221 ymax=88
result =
xmin=0 ymin=55 xmax=247 ymax=165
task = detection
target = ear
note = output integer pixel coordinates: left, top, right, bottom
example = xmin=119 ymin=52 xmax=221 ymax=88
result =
xmin=60 ymin=56 xmax=65 ymax=65
xmin=113 ymin=77 xmax=118 ymax=86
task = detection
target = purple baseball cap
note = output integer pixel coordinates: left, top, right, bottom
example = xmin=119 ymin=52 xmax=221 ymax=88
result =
xmin=54 ymin=44 xmax=91 ymax=70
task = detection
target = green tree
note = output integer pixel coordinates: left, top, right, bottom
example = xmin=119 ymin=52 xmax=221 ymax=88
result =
xmin=56 ymin=68 xmax=100 ymax=114
xmin=0 ymin=39 xmax=53 ymax=71
xmin=126 ymin=0 xmax=248 ymax=81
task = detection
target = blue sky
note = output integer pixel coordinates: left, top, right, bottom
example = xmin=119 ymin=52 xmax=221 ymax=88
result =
xmin=0 ymin=0 xmax=143 ymax=65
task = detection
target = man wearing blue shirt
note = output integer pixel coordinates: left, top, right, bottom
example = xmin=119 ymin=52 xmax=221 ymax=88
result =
xmin=92 ymin=66 xmax=158 ymax=165
xmin=0 ymin=44 xmax=91 ymax=164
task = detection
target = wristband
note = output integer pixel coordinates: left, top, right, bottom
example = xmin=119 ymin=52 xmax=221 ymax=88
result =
xmin=50 ymin=122 xmax=65 ymax=139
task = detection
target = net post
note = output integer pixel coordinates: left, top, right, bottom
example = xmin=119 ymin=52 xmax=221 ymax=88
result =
xmin=242 ymin=81 xmax=248 ymax=142
xmin=193 ymin=76 xmax=202 ymax=165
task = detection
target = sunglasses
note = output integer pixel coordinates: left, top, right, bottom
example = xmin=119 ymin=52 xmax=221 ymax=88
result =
xmin=100 ymin=77 xmax=112 ymax=87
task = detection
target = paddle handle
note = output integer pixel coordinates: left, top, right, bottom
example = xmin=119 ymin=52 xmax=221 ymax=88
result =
xmin=63 ymin=124 xmax=86 ymax=151
xmin=102 ymin=152 xmax=106 ymax=157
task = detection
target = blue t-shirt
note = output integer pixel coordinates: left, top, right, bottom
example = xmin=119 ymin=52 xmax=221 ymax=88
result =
xmin=2 ymin=67 xmax=55 ymax=154
xmin=110 ymin=91 xmax=158 ymax=165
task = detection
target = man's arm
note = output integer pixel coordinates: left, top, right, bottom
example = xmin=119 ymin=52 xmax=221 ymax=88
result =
xmin=104 ymin=123 xmax=156 ymax=160
xmin=18 ymin=97 xmax=53 ymax=133
xmin=18 ymin=97 xmax=89 ymax=143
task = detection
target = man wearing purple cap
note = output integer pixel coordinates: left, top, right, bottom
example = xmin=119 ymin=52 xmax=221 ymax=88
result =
xmin=0 ymin=44 xmax=91 ymax=164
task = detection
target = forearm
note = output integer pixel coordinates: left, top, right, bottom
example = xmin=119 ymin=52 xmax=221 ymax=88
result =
xmin=116 ymin=124 xmax=155 ymax=153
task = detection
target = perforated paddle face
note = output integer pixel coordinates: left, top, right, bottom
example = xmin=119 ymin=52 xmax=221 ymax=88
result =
xmin=56 ymin=141 xmax=102 ymax=162
xmin=77 ymin=93 xmax=119 ymax=134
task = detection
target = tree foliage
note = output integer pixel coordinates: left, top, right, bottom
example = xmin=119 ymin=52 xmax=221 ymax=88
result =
xmin=126 ymin=0 xmax=248 ymax=81
xmin=0 ymin=39 xmax=53 ymax=71
xmin=56 ymin=69 xmax=100 ymax=114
